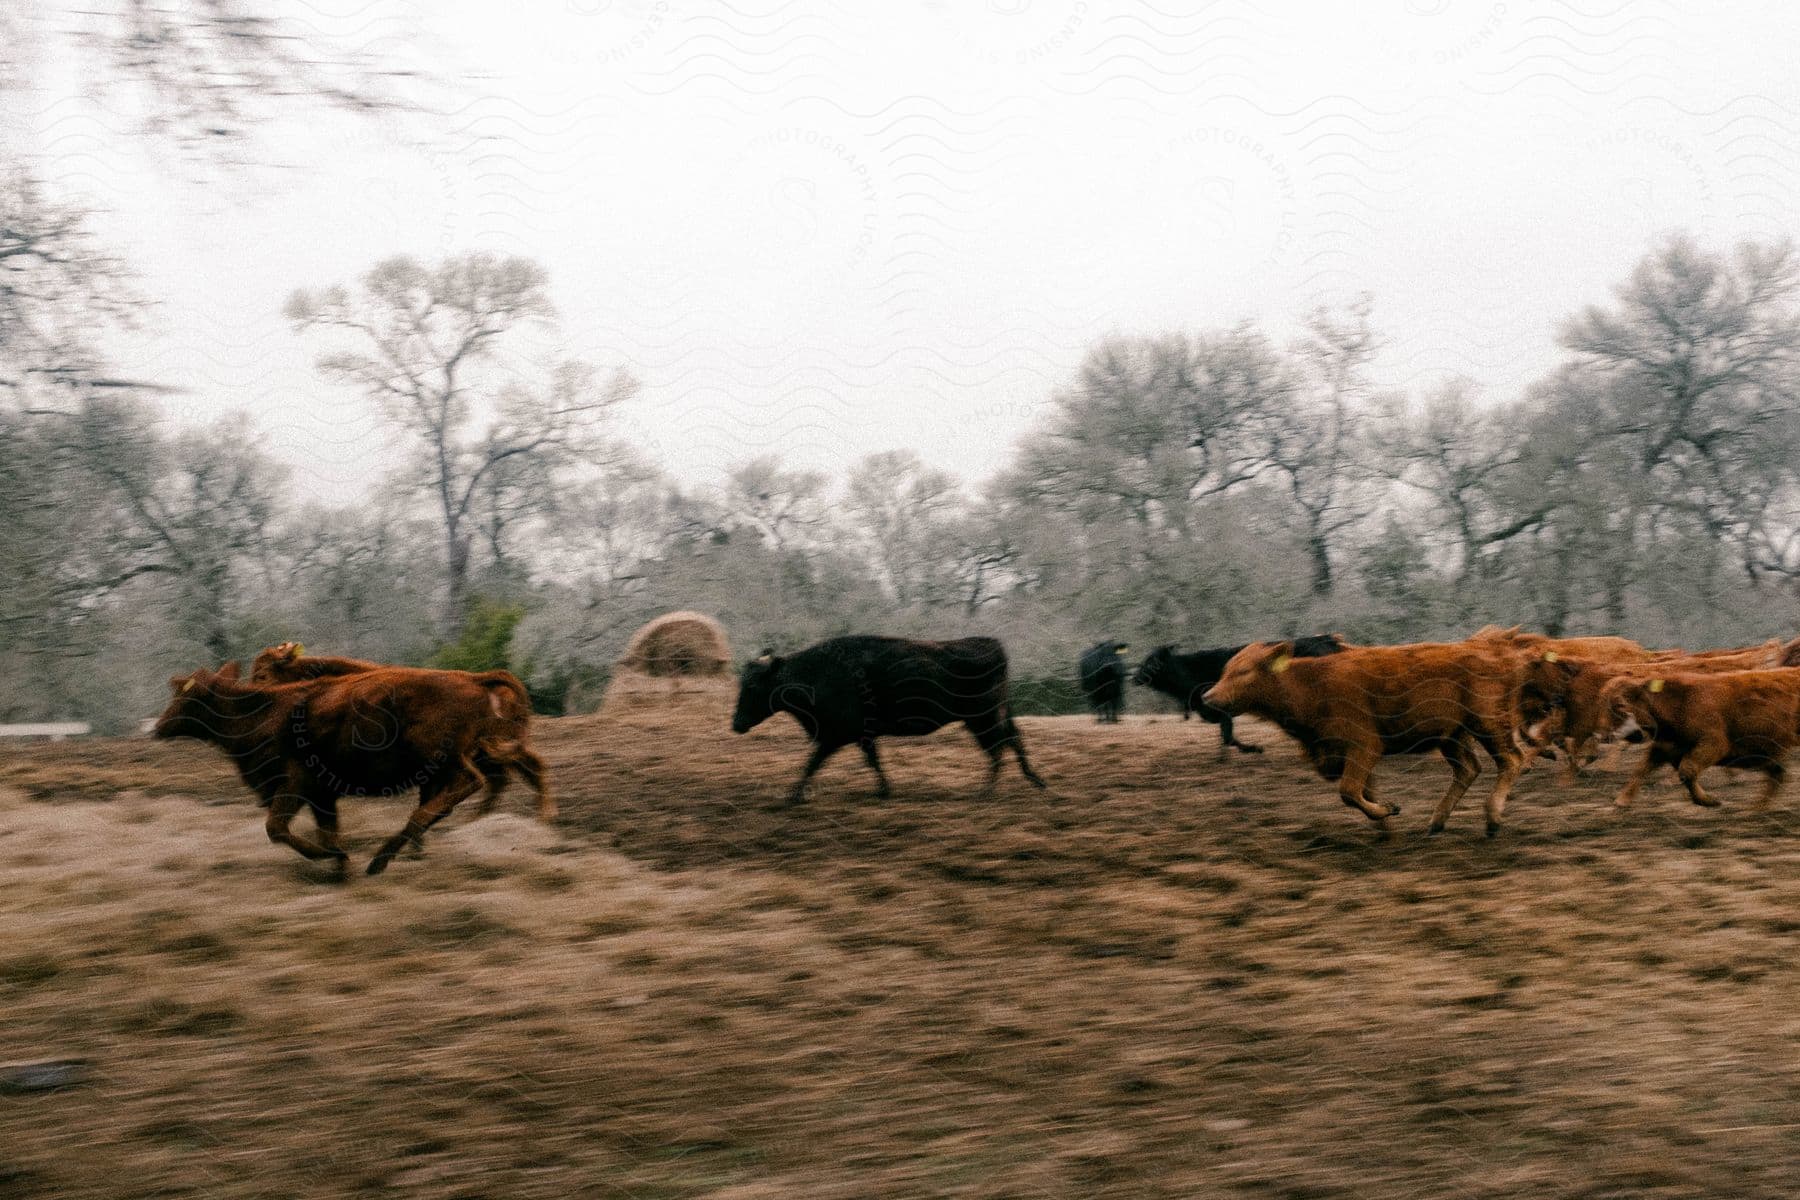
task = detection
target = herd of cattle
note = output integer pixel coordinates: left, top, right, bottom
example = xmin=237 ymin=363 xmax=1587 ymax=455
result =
xmin=150 ymin=625 xmax=1800 ymax=877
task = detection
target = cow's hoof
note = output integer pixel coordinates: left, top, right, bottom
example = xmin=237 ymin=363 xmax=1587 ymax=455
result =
xmin=1386 ymin=803 xmax=1402 ymax=817
xmin=1485 ymin=821 xmax=1501 ymax=839
xmin=1691 ymin=796 xmax=1722 ymax=809
xmin=1425 ymin=824 xmax=1445 ymax=838
xmin=1237 ymin=744 xmax=1264 ymax=755
xmin=366 ymin=855 xmax=393 ymax=877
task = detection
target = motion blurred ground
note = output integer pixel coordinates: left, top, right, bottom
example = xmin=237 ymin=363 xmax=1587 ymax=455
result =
xmin=3 ymin=690 xmax=1798 ymax=1198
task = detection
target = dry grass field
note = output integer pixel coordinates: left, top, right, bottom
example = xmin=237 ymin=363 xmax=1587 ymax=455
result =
xmin=4 ymin=684 xmax=1799 ymax=1198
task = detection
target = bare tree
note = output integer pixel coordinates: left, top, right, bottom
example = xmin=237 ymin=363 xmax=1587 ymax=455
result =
xmin=1265 ymin=295 xmax=1380 ymax=595
xmin=842 ymin=450 xmax=965 ymax=608
xmin=720 ymin=454 xmax=832 ymax=552
xmin=1009 ymin=328 xmax=1285 ymax=534
xmin=0 ymin=172 xmax=140 ymax=400
xmin=4 ymin=1 xmax=413 ymax=146
xmin=286 ymin=254 xmax=638 ymax=630
xmin=1560 ymin=235 xmax=1800 ymax=586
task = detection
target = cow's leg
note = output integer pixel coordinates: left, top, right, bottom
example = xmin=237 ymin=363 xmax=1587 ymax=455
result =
xmin=368 ymin=756 xmax=485 ymax=876
xmin=1753 ymin=761 xmax=1786 ymax=812
xmin=1613 ymin=744 xmax=1666 ymax=808
xmin=265 ymin=785 xmax=345 ymax=865
xmin=1216 ymin=710 xmax=1263 ymax=757
xmin=784 ymin=741 xmax=843 ymax=806
xmin=307 ymin=796 xmax=350 ymax=878
xmin=1675 ymin=742 xmax=1725 ymax=809
xmin=510 ymin=745 xmax=555 ymax=822
xmin=969 ymin=716 xmax=1046 ymax=791
xmin=858 ymin=738 xmax=892 ymax=799
xmin=1008 ymin=720 xmax=1047 ymax=789
xmin=1335 ymin=743 xmax=1396 ymax=833
xmin=1476 ymin=734 xmax=1525 ymax=838
xmin=474 ymin=758 xmax=509 ymax=817
xmin=1560 ymin=734 xmax=1587 ymax=784
xmin=1425 ymin=737 xmax=1482 ymax=836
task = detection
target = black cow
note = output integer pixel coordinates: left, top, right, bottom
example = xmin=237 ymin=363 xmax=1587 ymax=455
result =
xmin=1132 ymin=634 xmax=1348 ymax=757
xmin=1079 ymin=641 xmax=1130 ymax=723
xmin=731 ymin=635 xmax=1047 ymax=805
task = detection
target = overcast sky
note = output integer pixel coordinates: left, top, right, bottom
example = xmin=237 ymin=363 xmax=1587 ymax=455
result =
xmin=18 ymin=1 xmax=1800 ymax=504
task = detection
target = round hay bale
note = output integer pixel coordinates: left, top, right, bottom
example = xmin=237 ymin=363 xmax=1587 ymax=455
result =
xmin=616 ymin=611 xmax=731 ymax=678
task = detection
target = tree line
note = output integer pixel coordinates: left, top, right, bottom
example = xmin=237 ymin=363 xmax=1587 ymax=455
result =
xmin=7 ymin=202 xmax=1800 ymax=728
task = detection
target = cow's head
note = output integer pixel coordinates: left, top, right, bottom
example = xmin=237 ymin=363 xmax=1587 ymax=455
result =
xmin=732 ymin=650 xmax=786 ymax=734
xmin=249 ymin=641 xmax=304 ymax=683
xmin=1598 ymin=675 xmax=1663 ymax=743
xmin=1519 ymin=653 xmax=1581 ymax=728
xmin=1130 ymin=645 xmax=1177 ymax=688
xmin=1201 ymin=641 xmax=1291 ymax=713
xmin=152 ymin=662 xmax=242 ymax=739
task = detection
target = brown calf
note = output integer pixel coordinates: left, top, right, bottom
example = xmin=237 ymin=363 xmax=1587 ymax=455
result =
xmin=1599 ymin=669 xmax=1800 ymax=811
xmin=249 ymin=641 xmax=381 ymax=682
xmin=1202 ymin=640 xmax=1528 ymax=838
xmin=1522 ymin=645 xmax=1786 ymax=780
xmin=249 ymin=642 xmax=548 ymax=820
xmin=1469 ymin=624 xmax=1653 ymax=664
xmin=153 ymin=662 xmax=552 ymax=876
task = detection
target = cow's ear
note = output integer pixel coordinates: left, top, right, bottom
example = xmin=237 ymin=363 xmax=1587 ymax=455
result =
xmin=1266 ymin=641 xmax=1295 ymax=674
xmin=217 ymin=661 xmax=241 ymax=680
xmin=290 ymin=642 xmax=304 ymax=659
xmin=170 ymin=674 xmax=191 ymax=693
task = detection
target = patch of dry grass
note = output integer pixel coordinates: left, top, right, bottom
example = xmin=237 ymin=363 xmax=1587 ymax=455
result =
xmin=2 ymin=698 xmax=1798 ymax=1198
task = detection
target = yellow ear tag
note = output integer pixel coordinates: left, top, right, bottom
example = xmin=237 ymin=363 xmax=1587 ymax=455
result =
xmin=1543 ymin=650 xmax=1559 ymax=662
xmin=180 ymin=679 xmax=193 ymax=693
xmin=1648 ymin=678 xmax=1664 ymax=693
xmin=1270 ymin=654 xmax=1292 ymax=674
xmin=292 ymin=643 xmax=304 ymax=657
xmin=1115 ymin=645 xmax=1129 ymax=654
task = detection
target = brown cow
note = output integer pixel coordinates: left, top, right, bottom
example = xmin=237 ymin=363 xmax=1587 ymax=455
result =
xmin=1521 ymin=644 xmax=1787 ymax=780
xmin=1469 ymin=625 xmax=1654 ymax=664
xmin=1648 ymin=639 xmax=1784 ymax=663
xmin=249 ymin=642 xmax=548 ymax=820
xmin=1599 ymin=669 xmax=1800 ymax=811
xmin=1779 ymin=636 xmax=1800 ymax=668
xmin=1202 ymin=640 xmax=1528 ymax=838
xmin=153 ymin=662 xmax=552 ymax=876
xmin=249 ymin=641 xmax=380 ymax=682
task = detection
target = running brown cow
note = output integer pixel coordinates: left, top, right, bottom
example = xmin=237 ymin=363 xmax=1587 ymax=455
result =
xmin=1202 ymin=639 xmax=1529 ymax=838
xmin=153 ymin=661 xmax=553 ymax=876
xmin=1469 ymin=625 xmax=1654 ymax=664
xmin=249 ymin=641 xmax=546 ymax=817
xmin=1600 ymin=668 xmax=1800 ymax=811
xmin=1522 ymin=644 xmax=1785 ymax=778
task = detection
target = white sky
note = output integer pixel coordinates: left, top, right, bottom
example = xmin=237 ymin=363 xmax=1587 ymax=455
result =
xmin=16 ymin=1 xmax=1800 ymax=505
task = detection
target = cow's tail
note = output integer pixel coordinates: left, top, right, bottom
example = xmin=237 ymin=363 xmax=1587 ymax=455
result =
xmin=477 ymin=671 xmax=533 ymax=724
xmin=475 ymin=732 xmax=555 ymax=824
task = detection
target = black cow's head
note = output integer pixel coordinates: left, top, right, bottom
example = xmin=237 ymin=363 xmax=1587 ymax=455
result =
xmin=731 ymin=650 xmax=786 ymax=734
xmin=1131 ymin=645 xmax=1176 ymax=689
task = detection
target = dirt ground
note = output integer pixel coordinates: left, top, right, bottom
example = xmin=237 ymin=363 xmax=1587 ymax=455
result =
xmin=3 ymin=686 xmax=1799 ymax=1199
